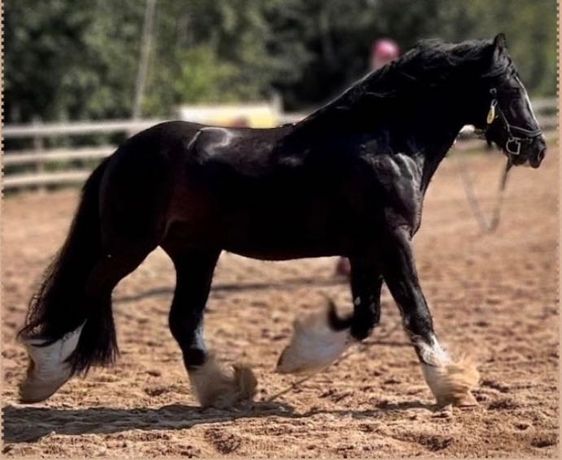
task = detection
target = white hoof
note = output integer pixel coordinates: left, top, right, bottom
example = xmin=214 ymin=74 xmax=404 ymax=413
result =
xmin=421 ymin=357 xmax=480 ymax=407
xmin=413 ymin=335 xmax=479 ymax=407
xmin=19 ymin=322 xmax=85 ymax=403
xmin=189 ymin=354 xmax=257 ymax=408
xmin=276 ymin=308 xmax=352 ymax=374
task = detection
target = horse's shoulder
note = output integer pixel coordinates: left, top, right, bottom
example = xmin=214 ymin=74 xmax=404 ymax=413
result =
xmin=360 ymin=153 xmax=421 ymax=185
xmin=361 ymin=152 xmax=424 ymax=230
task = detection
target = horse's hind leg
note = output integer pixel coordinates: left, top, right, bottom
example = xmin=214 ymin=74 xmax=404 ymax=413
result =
xmin=20 ymin=145 xmax=174 ymax=403
xmin=165 ymin=248 xmax=257 ymax=408
xmin=20 ymin=242 xmax=157 ymax=403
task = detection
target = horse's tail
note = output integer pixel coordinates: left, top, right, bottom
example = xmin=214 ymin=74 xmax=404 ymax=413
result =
xmin=17 ymin=157 xmax=114 ymax=375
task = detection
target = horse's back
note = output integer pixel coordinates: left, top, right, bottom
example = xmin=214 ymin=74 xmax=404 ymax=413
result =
xmin=109 ymin=120 xmax=294 ymax=175
xmin=184 ymin=124 xmax=297 ymax=176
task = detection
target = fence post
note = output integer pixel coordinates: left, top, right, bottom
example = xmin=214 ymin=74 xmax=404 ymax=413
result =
xmin=32 ymin=116 xmax=45 ymax=193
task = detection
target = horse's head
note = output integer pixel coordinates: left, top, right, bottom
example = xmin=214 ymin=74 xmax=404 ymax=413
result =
xmin=477 ymin=33 xmax=546 ymax=168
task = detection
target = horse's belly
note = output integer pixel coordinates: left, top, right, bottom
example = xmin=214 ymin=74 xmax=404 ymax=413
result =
xmin=223 ymin=242 xmax=343 ymax=261
xmin=168 ymin=177 xmax=356 ymax=259
xmin=219 ymin=217 xmax=351 ymax=260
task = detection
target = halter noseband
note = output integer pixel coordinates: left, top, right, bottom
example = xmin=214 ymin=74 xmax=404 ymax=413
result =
xmin=486 ymin=87 xmax=542 ymax=156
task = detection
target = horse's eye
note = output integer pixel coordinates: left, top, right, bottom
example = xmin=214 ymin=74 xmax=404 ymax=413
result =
xmin=508 ymin=99 xmax=522 ymax=112
xmin=501 ymin=87 xmax=521 ymax=96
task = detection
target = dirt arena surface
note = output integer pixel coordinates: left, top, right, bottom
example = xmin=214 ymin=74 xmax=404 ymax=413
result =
xmin=2 ymin=150 xmax=559 ymax=458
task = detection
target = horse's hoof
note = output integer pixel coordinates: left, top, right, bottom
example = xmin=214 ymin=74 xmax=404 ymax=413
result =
xmin=190 ymin=355 xmax=257 ymax=409
xmin=451 ymin=391 xmax=479 ymax=408
xmin=18 ymin=325 xmax=84 ymax=403
xmin=276 ymin=307 xmax=351 ymax=374
xmin=19 ymin=361 xmax=72 ymax=403
xmin=422 ymin=357 xmax=480 ymax=409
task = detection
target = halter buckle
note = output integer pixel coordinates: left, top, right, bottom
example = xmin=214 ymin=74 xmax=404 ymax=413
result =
xmin=487 ymin=99 xmax=497 ymax=125
xmin=505 ymin=138 xmax=522 ymax=156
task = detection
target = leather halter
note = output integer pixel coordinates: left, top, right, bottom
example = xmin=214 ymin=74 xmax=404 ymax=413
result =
xmin=486 ymin=87 xmax=542 ymax=156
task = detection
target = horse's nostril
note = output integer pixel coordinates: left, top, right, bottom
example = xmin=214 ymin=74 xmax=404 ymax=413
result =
xmin=535 ymin=149 xmax=546 ymax=164
xmin=529 ymin=148 xmax=546 ymax=168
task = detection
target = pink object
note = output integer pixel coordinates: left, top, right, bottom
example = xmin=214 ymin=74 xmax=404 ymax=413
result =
xmin=371 ymin=38 xmax=400 ymax=70
xmin=335 ymin=257 xmax=351 ymax=278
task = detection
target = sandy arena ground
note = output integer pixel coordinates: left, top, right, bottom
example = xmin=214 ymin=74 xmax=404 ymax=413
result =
xmin=2 ymin=150 xmax=559 ymax=458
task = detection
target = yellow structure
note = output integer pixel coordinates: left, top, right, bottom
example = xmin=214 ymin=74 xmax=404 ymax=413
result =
xmin=176 ymin=103 xmax=281 ymax=128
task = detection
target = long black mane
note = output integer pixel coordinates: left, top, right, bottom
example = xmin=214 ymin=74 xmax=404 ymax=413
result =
xmin=292 ymin=38 xmax=513 ymax=140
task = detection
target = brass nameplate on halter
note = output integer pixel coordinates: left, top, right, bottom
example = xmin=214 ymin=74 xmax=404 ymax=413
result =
xmin=487 ymin=100 xmax=497 ymax=125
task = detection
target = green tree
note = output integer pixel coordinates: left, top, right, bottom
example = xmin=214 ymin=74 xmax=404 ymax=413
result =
xmin=266 ymin=0 xmax=557 ymax=109
xmin=5 ymin=0 xmax=556 ymax=123
xmin=5 ymin=0 xmax=144 ymax=123
xmin=142 ymin=0 xmax=279 ymax=116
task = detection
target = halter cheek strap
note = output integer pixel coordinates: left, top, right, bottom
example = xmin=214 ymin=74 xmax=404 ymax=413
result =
xmin=486 ymin=88 xmax=542 ymax=156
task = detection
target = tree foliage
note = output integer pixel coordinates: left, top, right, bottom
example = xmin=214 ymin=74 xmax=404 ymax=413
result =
xmin=5 ymin=0 xmax=557 ymax=122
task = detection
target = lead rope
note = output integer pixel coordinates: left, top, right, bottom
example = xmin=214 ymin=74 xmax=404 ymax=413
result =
xmin=455 ymin=154 xmax=512 ymax=233
xmin=266 ymin=320 xmax=403 ymax=403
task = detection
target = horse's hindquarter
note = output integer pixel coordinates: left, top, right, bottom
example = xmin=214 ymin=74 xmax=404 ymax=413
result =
xmin=99 ymin=121 xmax=203 ymax=249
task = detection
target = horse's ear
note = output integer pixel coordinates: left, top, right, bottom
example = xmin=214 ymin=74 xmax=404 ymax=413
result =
xmin=489 ymin=33 xmax=507 ymax=65
xmin=493 ymin=33 xmax=507 ymax=51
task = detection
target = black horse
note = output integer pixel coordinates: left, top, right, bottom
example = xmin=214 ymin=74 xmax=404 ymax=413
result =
xmin=18 ymin=34 xmax=546 ymax=408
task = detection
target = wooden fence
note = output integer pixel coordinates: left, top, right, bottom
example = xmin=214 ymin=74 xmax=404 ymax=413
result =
xmin=3 ymin=99 xmax=557 ymax=190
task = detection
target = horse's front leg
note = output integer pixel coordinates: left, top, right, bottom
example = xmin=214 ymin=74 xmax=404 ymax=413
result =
xmin=348 ymin=256 xmax=383 ymax=342
xmin=380 ymin=227 xmax=479 ymax=407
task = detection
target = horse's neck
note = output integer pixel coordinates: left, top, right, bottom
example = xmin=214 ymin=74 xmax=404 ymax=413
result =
xmin=289 ymin=93 xmax=467 ymax=189
xmin=414 ymin=123 xmax=464 ymax=192
xmin=378 ymin=92 xmax=468 ymax=190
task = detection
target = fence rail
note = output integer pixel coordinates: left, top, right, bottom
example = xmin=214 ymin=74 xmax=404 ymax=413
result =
xmin=3 ymin=119 xmax=166 ymax=138
xmin=3 ymin=98 xmax=557 ymax=190
xmin=4 ymin=171 xmax=92 ymax=189
xmin=3 ymin=146 xmax=115 ymax=166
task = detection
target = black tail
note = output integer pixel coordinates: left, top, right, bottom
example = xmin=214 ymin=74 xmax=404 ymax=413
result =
xmin=18 ymin=157 xmax=116 ymax=374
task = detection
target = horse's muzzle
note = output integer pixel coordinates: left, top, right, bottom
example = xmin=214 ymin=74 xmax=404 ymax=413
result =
xmin=529 ymin=146 xmax=546 ymax=168
xmin=522 ymin=135 xmax=547 ymax=169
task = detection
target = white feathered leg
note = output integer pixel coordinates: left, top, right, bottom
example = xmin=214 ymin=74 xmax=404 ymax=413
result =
xmin=189 ymin=354 xmax=258 ymax=408
xmin=416 ymin=334 xmax=479 ymax=407
xmin=19 ymin=322 xmax=85 ymax=403
xmin=276 ymin=307 xmax=352 ymax=374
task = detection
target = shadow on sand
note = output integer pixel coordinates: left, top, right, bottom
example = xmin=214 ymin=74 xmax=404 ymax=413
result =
xmin=114 ymin=276 xmax=348 ymax=304
xmin=3 ymin=398 xmax=436 ymax=443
